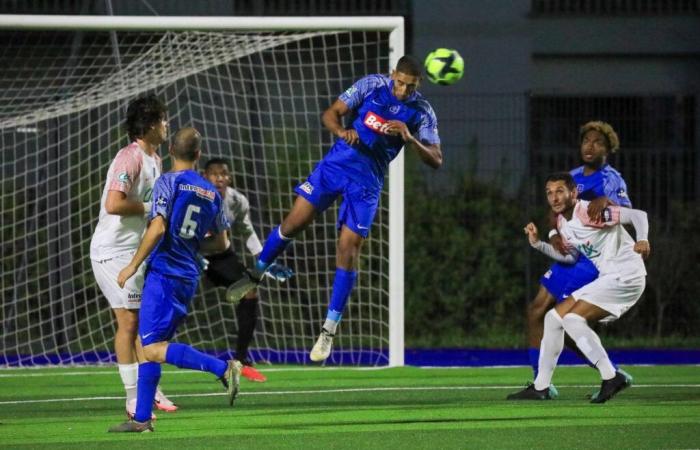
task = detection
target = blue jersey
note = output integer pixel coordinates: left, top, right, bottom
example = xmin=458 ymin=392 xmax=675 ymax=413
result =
xmin=147 ymin=170 xmax=229 ymax=280
xmin=570 ymin=164 xmax=631 ymax=207
xmin=324 ymin=74 xmax=440 ymax=188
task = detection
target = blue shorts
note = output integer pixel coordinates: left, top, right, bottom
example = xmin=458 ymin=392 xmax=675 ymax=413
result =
xmin=294 ymin=160 xmax=380 ymax=238
xmin=138 ymin=271 xmax=198 ymax=346
xmin=540 ymin=257 xmax=599 ymax=302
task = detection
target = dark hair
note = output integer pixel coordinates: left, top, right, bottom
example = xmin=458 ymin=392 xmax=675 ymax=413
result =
xmin=124 ymin=94 xmax=167 ymax=141
xmin=171 ymin=127 xmax=201 ymax=162
xmin=396 ymin=55 xmax=423 ymax=77
xmin=204 ymin=157 xmax=230 ymax=172
xmin=545 ymin=172 xmax=576 ymax=191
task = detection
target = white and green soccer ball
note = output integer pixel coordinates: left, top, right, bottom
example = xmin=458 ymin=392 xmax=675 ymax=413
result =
xmin=424 ymin=48 xmax=464 ymax=86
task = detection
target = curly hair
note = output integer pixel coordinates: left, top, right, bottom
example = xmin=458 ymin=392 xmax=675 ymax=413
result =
xmin=579 ymin=120 xmax=620 ymax=153
xmin=124 ymin=94 xmax=167 ymax=141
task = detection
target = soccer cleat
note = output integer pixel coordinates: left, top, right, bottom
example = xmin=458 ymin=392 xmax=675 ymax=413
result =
xmin=154 ymin=387 xmax=178 ymax=412
xmin=589 ymin=368 xmax=633 ymax=401
xmin=126 ymin=398 xmax=156 ymax=421
xmin=507 ymin=383 xmax=553 ymax=400
xmin=548 ymin=384 xmax=559 ymax=399
xmin=226 ymin=269 xmax=262 ymax=304
xmin=240 ymin=364 xmax=267 ymax=383
xmin=108 ymin=419 xmax=154 ymax=433
xmin=590 ymin=371 xmax=632 ymax=404
xmin=223 ymin=359 xmax=243 ymax=406
xmin=309 ymin=329 xmax=334 ymax=362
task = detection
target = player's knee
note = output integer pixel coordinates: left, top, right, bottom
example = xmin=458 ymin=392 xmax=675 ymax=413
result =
xmin=531 ymin=288 xmax=554 ymax=312
xmin=142 ymin=344 xmax=164 ymax=363
xmin=116 ymin=315 xmax=139 ymax=335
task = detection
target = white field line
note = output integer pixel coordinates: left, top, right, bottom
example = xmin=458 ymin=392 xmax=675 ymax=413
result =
xmin=3 ymin=364 xmax=697 ymax=377
xmin=1 ymin=384 xmax=699 ymax=405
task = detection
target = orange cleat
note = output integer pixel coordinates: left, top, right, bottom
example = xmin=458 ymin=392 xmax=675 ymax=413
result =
xmin=241 ymin=365 xmax=267 ymax=382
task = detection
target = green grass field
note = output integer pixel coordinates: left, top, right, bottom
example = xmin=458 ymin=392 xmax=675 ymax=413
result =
xmin=2 ymin=365 xmax=699 ymax=449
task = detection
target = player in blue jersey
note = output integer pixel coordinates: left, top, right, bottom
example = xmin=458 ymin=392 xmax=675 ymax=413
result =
xmin=226 ymin=56 xmax=443 ymax=362
xmin=527 ymin=121 xmax=632 ymax=387
xmin=109 ymin=128 xmax=241 ymax=433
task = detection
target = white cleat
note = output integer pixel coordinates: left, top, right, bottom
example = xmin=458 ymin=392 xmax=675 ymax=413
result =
xmin=309 ymin=329 xmax=334 ymax=362
xmin=154 ymin=387 xmax=178 ymax=412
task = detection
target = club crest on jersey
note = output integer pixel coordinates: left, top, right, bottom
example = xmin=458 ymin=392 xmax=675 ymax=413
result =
xmin=299 ymin=181 xmax=314 ymax=195
xmin=577 ymin=183 xmax=585 ymax=192
xmin=389 ymin=104 xmax=401 ymax=114
xmin=118 ymin=172 xmax=130 ymax=183
xmin=364 ymin=111 xmax=391 ymax=135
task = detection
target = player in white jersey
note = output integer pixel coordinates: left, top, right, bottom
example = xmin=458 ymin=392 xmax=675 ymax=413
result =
xmin=508 ymin=172 xmax=650 ymax=403
xmin=89 ymin=94 xmax=176 ymax=417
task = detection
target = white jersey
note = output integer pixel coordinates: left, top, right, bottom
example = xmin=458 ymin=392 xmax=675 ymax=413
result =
xmin=90 ymin=142 xmax=162 ymax=260
xmin=221 ymin=186 xmax=262 ymax=255
xmin=557 ymin=200 xmax=647 ymax=281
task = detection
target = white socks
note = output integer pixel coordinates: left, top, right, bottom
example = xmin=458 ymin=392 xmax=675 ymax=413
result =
xmin=118 ymin=362 xmax=139 ymax=403
xmin=322 ymin=319 xmax=338 ymax=335
xmin=562 ymin=313 xmax=616 ymax=380
xmin=534 ymin=309 xmax=565 ymax=390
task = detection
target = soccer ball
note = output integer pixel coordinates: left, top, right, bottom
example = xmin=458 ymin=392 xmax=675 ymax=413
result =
xmin=424 ymin=48 xmax=464 ymax=85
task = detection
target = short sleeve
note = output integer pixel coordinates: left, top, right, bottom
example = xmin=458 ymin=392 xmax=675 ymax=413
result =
xmin=150 ymin=175 xmax=176 ymax=221
xmin=604 ymin=175 xmax=632 ymax=207
xmin=416 ymin=103 xmax=440 ymax=145
xmin=338 ymin=75 xmax=382 ymax=111
xmin=107 ymin=148 xmax=141 ymax=193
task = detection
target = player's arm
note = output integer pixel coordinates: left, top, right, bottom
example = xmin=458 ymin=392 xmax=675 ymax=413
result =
xmin=588 ymin=175 xmax=632 ymax=221
xmin=618 ymin=207 xmax=651 ymax=259
xmin=524 ymin=222 xmax=578 ymax=264
xmin=105 ymin=190 xmax=149 ymax=216
xmin=322 ymin=99 xmax=358 ymax=145
xmin=116 ymin=215 xmax=166 ymax=288
xmin=406 ymin=136 xmax=442 ymax=169
xmin=385 ymin=120 xmax=442 ymax=169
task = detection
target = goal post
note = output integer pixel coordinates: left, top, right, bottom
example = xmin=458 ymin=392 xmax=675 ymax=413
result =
xmin=0 ymin=15 xmax=405 ymax=367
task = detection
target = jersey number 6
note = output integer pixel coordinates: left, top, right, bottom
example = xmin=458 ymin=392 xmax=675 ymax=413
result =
xmin=179 ymin=204 xmax=200 ymax=239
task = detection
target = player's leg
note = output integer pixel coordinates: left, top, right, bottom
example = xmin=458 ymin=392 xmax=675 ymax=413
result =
xmin=236 ymin=290 xmax=267 ymax=382
xmin=563 ymin=275 xmax=643 ymax=402
xmin=204 ymin=248 xmax=266 ymax=381
xmin=310 ymin=225 xmax=363 ymax=362
xmin=228 ymin=164 xmax=339 ymax=302
xmin=526 ymin=284 xmax=556 ymax=378
xmin=310 ymin=181 xmax=377 ymax=362
xmin=113 ymin=308 xmax=140 ymax=412
xmin=92 ymin=257 xmax=143 ymax=416
xmin=508 ymin=297 xmax=576 ymax=400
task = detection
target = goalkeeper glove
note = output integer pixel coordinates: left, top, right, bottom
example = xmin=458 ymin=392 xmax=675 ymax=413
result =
xmin=264 ymin=262 xmax=294 ymax=282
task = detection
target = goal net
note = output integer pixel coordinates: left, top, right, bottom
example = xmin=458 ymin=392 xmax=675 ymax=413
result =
xmin=0 ymin=16 xmax=404 ymax=367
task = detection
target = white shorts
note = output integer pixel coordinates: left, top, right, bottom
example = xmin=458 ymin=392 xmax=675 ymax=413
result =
xmin=91 ymin=254 xmax=145 ymax=309
xmin=571 ymin=273 xmax=646 ymax=321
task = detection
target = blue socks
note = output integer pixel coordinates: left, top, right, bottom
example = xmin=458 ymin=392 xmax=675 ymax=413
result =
xmin=257 ymin=225 xmax=292 ymax=270
xmin=528 ymin=348 xmax=539 ymax=379
xmin=165 ymin=342 xmax=227 ymax=378
xmin=135 ymin=362 xmax=160 ymax=423
xmin=323 ymin=268 xmax=357 ymax=334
